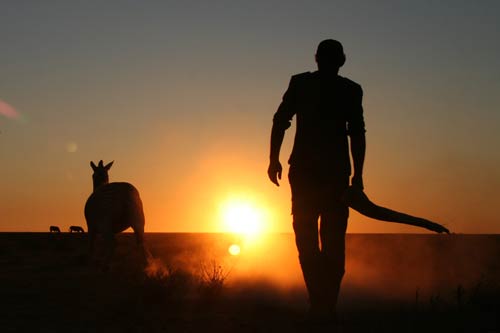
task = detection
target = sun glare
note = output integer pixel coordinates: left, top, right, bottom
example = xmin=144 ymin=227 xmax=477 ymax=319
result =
xmin=220 ymin=198 xmax=267 ymax=237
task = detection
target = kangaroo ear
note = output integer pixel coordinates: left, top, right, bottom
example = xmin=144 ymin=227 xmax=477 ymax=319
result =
xmin=98 ymin=160 xmax=104 ymax=167
xmin=105 ymin=161 xmax=114 ymax=170
xmin=90 ymin=161 xmax=97 ymax=171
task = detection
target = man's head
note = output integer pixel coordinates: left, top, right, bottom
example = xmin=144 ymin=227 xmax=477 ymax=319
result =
xmin=315 ymin=39 xmax=345 ymax=72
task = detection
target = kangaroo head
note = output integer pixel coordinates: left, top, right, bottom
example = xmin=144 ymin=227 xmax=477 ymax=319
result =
xmin=90 ymin=160 xmax=114 ymax=190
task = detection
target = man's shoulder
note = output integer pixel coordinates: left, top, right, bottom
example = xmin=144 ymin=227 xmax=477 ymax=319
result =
xmin=290 ymin=72 xmax=362 ymax=89
xmin=290 ymin=71 xmax=314 ymax=82
xmin=337 ymin=75 xmax=362 ymax=92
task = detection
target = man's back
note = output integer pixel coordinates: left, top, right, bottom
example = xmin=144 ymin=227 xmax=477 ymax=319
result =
xmin=274 ymin=71 xmax=365 ymax=175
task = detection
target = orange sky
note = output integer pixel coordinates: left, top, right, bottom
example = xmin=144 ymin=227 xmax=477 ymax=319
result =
xmin=1 ymin=2 xmax=499 ymax=233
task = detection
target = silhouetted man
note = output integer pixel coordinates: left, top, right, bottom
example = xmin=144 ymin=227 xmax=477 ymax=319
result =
xmin=268 ymin=39 xmax=366 ymax=318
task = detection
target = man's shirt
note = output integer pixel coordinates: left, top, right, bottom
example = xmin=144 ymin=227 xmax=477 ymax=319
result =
xmin=273 ymin=71 xmax=365 ymax=176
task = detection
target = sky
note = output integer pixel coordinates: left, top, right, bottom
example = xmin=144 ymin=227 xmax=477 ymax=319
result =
xmin=1 ymin=0 xmax=499 ymax=233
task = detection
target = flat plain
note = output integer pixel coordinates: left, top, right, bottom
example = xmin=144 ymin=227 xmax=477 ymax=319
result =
xmin=1 ymin=233 xmax=499 ymax=332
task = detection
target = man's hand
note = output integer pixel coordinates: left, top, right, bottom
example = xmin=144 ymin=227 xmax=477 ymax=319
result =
xmin=351 ymin=174 xmax=364 ymax=190
xmin=267 ymin=160 xmax=283 ymax=186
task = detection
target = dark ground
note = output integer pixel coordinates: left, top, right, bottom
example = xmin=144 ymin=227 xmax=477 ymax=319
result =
xmin=1 ymin=233 xmax=499 ymax=332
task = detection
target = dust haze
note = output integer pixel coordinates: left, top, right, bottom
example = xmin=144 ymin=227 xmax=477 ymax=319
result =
xmin=143 ymin=233 xmax=500 ymax=307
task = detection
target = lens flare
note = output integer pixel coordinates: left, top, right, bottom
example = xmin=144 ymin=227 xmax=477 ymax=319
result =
xmin=0 ymin=99 xmax=19 ymax=119
xmin=228 ymin=244 xmax=241 ymax=256
xmin=65 ymin=142 xmax=78 ymax=153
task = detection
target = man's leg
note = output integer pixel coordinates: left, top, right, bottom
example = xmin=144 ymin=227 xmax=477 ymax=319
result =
xmin=293 ymin=212 xmax=327 ymax=313
xmin=319 ymin=210 xmax=348 ymax=312
xmin=319 ymin=178 xmax=349 ymax=312
xmin=289 ymin=168 xmax=327 ymax=313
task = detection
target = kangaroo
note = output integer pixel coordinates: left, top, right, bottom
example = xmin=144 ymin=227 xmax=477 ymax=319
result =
xmin=84 ymin=160 xmax=146 ymax=270
xmin=49 ymin=226 xmax=60 ymax=233
xmin=69 ymin=226 xmax=85 ymax=233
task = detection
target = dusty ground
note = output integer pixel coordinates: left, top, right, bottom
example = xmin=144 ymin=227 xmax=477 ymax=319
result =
xmin=1 ymin=233 xmax=499 ymax=332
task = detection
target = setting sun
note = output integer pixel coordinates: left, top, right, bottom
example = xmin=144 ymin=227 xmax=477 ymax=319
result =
xmin=220 ymin=198 xmax=268 ymax=237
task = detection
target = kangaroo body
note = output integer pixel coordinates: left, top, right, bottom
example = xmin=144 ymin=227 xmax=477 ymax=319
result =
xmin=84 ymin=160 xmax=146 ymax=269
xmin=69 ymin=226 xmax=85 ymax=233
xmin=49 ymin=226 xmax=60 ymax=233
xmin=85 ymin=182 xmax=144 ymax=235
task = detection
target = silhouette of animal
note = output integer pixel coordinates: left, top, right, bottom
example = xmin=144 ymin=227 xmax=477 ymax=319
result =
xmin=341 ymin=186 xmax=449 ymax=233
xmin=69 ymin=226 xmax=85 ymax=233
xmin=49 ymin=226 xmax=60 ymax=233
xmin=84 ymin=160 xmax=146 ymax=269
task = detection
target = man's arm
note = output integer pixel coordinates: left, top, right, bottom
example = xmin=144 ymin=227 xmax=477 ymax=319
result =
xmin=268 ymin=123 xmax=286 ymax=186
xmin=350 ymin=134 xmax=366 ymax=189
xmin=268 ymin=77 xmax=296 ymax=186
xmin=348 ymin=85 xmax=366 ymax=189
